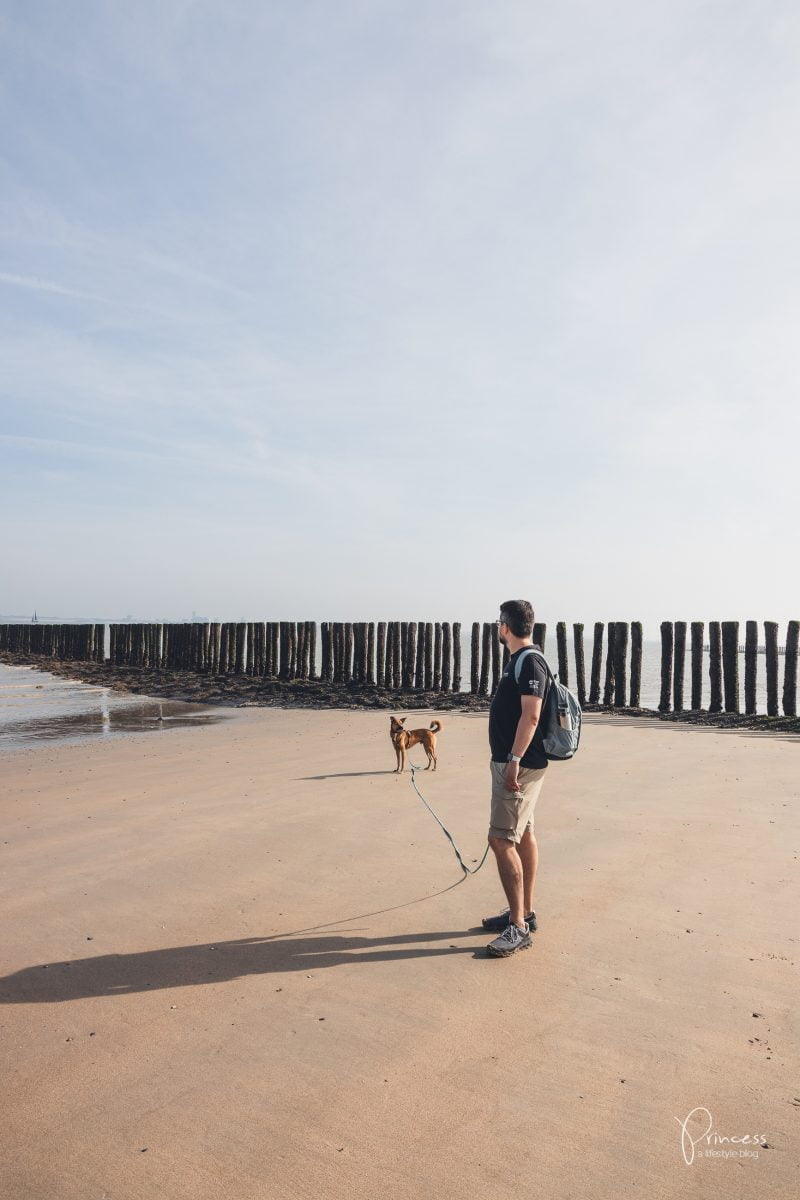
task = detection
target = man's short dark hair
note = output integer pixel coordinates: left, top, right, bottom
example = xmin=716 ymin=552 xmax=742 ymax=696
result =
xmin=499 ymin=599 xmax=534 ymax=638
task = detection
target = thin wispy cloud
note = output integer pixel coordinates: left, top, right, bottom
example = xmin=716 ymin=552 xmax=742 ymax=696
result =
xmin=0 ymin=271 xmax=102 ymax=303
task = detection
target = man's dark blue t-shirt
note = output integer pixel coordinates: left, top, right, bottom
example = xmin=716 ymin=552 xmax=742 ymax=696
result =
xmin=489 ymin=646 xmax=549 ymax=770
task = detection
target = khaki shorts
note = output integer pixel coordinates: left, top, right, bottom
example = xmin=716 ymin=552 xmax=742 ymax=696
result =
xmin=488 ymin=759 xmax=546 ymax=843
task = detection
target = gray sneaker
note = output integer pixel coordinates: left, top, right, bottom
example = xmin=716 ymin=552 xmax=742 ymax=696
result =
xmin=482 ymin=908 xmax=537 ymax=933
xmin=486 ymin=921 xmax=532 ymax=958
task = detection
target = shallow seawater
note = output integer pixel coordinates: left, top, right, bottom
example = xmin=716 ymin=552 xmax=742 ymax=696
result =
xmin=0 ymin=662 xmax=230 ymax=752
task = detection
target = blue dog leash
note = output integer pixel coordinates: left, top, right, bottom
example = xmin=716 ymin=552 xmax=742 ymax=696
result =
xmin=407 ymin=761 xmax=490 ymax=876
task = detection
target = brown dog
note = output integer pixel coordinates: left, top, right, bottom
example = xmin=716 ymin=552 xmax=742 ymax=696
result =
xmin=390 ymin=716 xmax=442 ymax=773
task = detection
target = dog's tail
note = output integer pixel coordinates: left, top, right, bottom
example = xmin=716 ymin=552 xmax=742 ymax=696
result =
xmin=429 ymin=719 xmax=442 ymax=732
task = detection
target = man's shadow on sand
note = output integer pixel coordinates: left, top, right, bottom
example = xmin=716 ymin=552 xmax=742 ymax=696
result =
xmin=0 ymin=927 xmax=485 ymax=1005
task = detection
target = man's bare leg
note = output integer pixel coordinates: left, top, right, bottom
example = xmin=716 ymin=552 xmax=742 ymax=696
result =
xmin=517 ymin=829 xmax=539 ymax=914
xmin=488 ymin=837 xmax=525 ymax=926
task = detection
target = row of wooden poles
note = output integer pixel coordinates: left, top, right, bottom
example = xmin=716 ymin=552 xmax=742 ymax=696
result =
xmin=0 ymin=618 xmax=640 ymax=698
xmin=0 ymin=623 xmax=106 ymax=662
xmin=1 ymin=618 xmax=798 ymax=715
xmin=0 ymin=621 xmax=465 ymax=689
xmin=656 ymin=620 xmax=800 ymax=718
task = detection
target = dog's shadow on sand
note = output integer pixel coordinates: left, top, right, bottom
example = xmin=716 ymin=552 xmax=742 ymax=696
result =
xmin=0 ymin=927 xmax=482 ymax=1004
xmin=297 ymin=770 xmax=399 ymax=780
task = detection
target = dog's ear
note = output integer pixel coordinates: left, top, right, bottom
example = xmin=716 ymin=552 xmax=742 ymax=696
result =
xmin=397 ymin=717 xmax=406 ymax=725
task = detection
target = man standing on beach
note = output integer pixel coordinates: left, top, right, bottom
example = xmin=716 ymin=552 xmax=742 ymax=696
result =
xmin=483 ymin=599 xmax=548 ymax=958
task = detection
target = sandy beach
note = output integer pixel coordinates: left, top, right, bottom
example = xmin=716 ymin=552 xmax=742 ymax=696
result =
xmin=1 ymin=708 xmax=797 ymax=1199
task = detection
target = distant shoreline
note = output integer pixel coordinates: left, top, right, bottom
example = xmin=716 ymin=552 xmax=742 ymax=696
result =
xmin=3 ymin=650 xmax=800 ymax=735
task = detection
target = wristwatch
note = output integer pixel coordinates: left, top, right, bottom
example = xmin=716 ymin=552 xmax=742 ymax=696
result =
xmin=508 ymin=753 xmax=521 ymax=763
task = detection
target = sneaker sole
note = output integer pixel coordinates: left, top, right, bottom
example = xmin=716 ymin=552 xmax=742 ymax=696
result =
xmin=486 ymin=938 xmax=533 ymax=958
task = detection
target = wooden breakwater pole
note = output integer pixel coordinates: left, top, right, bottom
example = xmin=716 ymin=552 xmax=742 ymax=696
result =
xmin=254 ymin=624 xmax=263 ymax=676
xmin=235 ymin=623 xmax=247 ymax=675
xmin=478 ymin=622 xmax=490 ymax=697
xmin=261 ymin=622 xmax=272 ymax=676
xmin=673 ymin=621 xmax=686 ymax=713
xmin=603 ymin=622 xmax=617 ymax=707
xmin=319 ymin=622 xmax=331 ymax=681
xmin=433 ymin=623 xmax=442 ymax=692
xmin=708 ymin=621 xmax=722 ymax=713
xmin=470 ymin=623 xmax=480 ymax=694
xmin=299 ymin=621 xmax=309 ymax=678
xmin=783 ymin=620 xmax=799 ymax=717
xmin=384 ymin=621 xmax=394 ymax=689
xmin=658 ymin=621 xmax=673 ymax=712
xmin=341 ymin=622 xmax=351 ymax=685
xmin=613 ymin=622 xmax=628 ymax=708
xmin=404 ymin=622 xmax=416 ymax=689
xmin=573 ymin=623 xmax=587 ymax=706
xmin=422 ymin=622 xmax=432 ymax=691
xmin=630 ymin=621 xmax=642 ymax=708
xmin=764 ymin=621 xmax=779 ymax=717
xmin=400 ymin=623 xmax=409 ymax=688
xmin=556 ymin=622 xmax=568 ymax=686
xmin=721 ymin=621 xmax=739 ymax=713
xmin=589 ymin=623 xmax=603 ymax=704
xmin=334 ymin=623 xmax=345 ymax=683
xmin=207 ymin=624 xmax=218 ymax=673
xmin=294 ymin=622 xmax=304 ymax=679
xmin=225 ymin=624 xmax=237 ymax=672
xmin=279 ymin=623 xmax=291 ymax=681
xmin=441 ymin=623 xmax=451 ymax=692
xmin=375 ymin=622 xmax=386 ymax=688
xmin=361 ymin=621 xmax=371 ymax=683
xmin=452 ymin=622 xmax=462 ymax=693
xmin=297 ymin=621 xmax=310 ymax=680
xmin=366 ymin=622 xmax=375 ymax=685
xmin=346 ymin=622 xmax=356 ymax=684
xmin=351 ymin=621 xmax=364 ymax=684
xmin=490 ymin=622 xmax=501 ymax=693
xmin=394 ymin=621 xmax=404 ymax=689
xmin=383 ymin=621 xmax=393 ymax=690
xmin=410 ymin=620 xmax=421 ymax=689
xmin=745 ymin=620 xmax=758 ymax=715
xmin=690 ymin=622 xmax=703 ymax=710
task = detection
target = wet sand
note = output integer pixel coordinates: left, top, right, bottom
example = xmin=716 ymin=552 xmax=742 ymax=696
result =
xmin=0 ymin=661 xmax=231 ymax=751
xmin=0 ymin=709 xmax=797 ymax=1199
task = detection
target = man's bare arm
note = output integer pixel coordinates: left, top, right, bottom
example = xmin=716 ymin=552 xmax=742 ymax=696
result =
xmin=504 ymin=694 xmax=543 ymax=790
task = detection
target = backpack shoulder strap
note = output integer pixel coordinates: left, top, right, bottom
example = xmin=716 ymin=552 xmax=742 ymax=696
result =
xmin=513 ymin=646 xmax=553 ymax=685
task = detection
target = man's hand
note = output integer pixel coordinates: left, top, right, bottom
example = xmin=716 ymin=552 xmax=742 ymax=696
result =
xmin=504 ymin=759 xmax=521 ymax=792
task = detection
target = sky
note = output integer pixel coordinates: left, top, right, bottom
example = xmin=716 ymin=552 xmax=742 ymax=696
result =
xmin=2 ymin=0 xmax=799 ymax=630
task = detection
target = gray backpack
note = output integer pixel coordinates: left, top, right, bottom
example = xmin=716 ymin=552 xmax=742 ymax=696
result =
xmin=514 ymin=647 xmax=582 ymax=761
